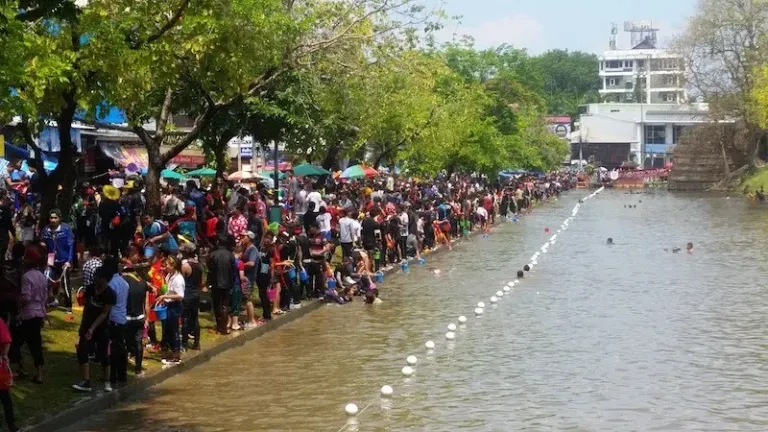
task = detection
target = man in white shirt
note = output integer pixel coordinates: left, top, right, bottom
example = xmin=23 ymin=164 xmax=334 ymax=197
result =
xmin=338 ymin=208 xmax=357 ymax=258
xmin=306 ymin=185 xmax=323 ymax=211
xmin=398 ymin=207 xmax=409 ymax=260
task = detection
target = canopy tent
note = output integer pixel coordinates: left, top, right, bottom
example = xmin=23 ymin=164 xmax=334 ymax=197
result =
xmin=161 ymin=169 xmax=186 ymax=180
xmin=341 ymin=164 xmax=377 ymax=179
xmin=292 ymin=163 xmax=331 ymax=177
xmin=186 ymin=167 xmax=217 ymax=177
xmin=259 ymin=170 xmax=286 ymax=180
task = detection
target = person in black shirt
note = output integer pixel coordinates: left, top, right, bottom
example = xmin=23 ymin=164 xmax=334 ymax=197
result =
xmin=98 ymin=191 xmax=123 ymax=257
xmin=0 ymin=191 xmax=15 ymax=262
xmin=120 ymin=258 xmax=150 ymax=378
xmin=181 ymin=244 xmax=202 ymax=350
xmin=303 ymin=201 xmax=319 ymax=234
xmin=206 ymin=234 xmax=234 ymax=334
xmin=73 ymin=267 xmax=116 ymax=392
xmin=360 ymin=211 xmax=380 ymax=271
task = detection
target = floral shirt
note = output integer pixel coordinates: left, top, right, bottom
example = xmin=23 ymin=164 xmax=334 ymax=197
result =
xmin=227 ymin=214 xmax=247 ymax=239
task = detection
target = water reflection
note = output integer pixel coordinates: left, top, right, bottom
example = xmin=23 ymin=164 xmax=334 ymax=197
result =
xmin=66 ymin=191 xmax=768 ymax=431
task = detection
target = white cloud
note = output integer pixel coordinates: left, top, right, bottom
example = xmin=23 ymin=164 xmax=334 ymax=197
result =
xmin=441 ymin=14 xmax=546 ymax=52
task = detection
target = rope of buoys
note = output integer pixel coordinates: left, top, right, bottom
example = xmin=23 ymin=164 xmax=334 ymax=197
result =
xmin=338 ymin=188 xmax=605 ymax=430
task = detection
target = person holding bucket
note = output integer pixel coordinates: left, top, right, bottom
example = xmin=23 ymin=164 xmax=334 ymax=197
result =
xmin=155 ymin=257 xmax=185 ymax=365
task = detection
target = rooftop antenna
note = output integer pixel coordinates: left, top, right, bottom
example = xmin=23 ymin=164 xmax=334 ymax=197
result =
xmin=624 ymin=20 xmax=659 ymax=49
xmin=609 ymin=23 xmax=618 ymax=50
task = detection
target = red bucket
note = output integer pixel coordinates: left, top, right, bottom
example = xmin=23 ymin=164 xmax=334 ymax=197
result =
xmin=76 ymin=287 xmax=86 ymax=307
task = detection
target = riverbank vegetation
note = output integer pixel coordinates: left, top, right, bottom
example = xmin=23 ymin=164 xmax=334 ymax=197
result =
xmin=0 ymin=0 xmax=597 ymax=216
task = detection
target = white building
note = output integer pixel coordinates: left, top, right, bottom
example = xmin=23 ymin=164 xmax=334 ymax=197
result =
xmin=570 ymin=103 xmax=710 ymax=168
xmin=598 ymin=21 xmax=686 ymax=104
xmin=599 ymin=49 xmax=686 ymax=104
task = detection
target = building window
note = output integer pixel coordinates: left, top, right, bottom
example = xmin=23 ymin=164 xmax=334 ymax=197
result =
xmin=663 ymin=93 xmax=677 ymax=102
xmin=673 ymin=125 xmax=689 ymax=143
xmin=661 ymin=58 xmax=679 ymax=69
xmin=623 ymin=60 xmax=633 ymax=68
xmin=645 ymin=125 xmax=666 ymax=144
xmin=600 ymin=61 xmax=604 ymax=70
xmin=607 ymin=78 xmax=618 ymax=86
xmin=664 ymin=76 xmax=678 ymax=86
xmin=607 ymin=60 xmax=621 ymax=69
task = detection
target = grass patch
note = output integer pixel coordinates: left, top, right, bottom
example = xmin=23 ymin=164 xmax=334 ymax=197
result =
xmin=15 ymin=304 xmax=225 ymax=428
xmin=741 ymin=167 xmax=768 ymax=194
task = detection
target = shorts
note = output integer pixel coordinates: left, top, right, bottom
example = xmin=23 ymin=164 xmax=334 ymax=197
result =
xmin=242 ymin=281 xmax=258 ymax=300
xmin=231 ymin=285 xmax=243 ymax=315
xmin=406 ymin=234 xmax=419 ymax=252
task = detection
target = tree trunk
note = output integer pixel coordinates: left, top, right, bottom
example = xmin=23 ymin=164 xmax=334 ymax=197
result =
xmin=145 ymin=138 xmax=164 ymax=218
xmin=39 ymin=99 xmax=77 ymax=230
xmin=214 ymin=132 xmax=235 ymax=179
xmin=718 ymin=124 xmax=730 ymax=177
xmin=145 ymin=165 xmax=163 ymax=218
xmin=321 ymin=142 xmax=341 ymax=170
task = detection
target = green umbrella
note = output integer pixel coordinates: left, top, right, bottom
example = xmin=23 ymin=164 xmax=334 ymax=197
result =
xmin=259 ymin=170 xmax=286 ymax=180
xmin=186 ymin=167 xmax=217 ymax=177
xmin=293 ymin=162 xmax=332 ymax=177
xmin=161 ymin=169 xmax=186 ymax=180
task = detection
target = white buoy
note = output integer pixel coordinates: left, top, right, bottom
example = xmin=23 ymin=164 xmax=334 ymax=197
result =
xmin=474 ymin=307 xmax=484 ymax=316
xmin=401 ymin=366 xmax=414 ymax=376
xmin=447 ymin=323 xmax=457 ymax=331
xmin=542 ymin=249 xmax=548 ymax=254
xmin=490 ymin=296 xmax=498 ymax=303
xmin=477 ymin=301 xmax=486 ymax=308
xmin=345 ymin=403 xmax=359 ymax=415
xmin=380 ymin=385 xmax=393 ymax=397
xmin=503 ymin=286 xmax=510 ymax=292
xmin=532 ymin=260 xmax=538 ymax=266
xmin=496 ymin=290 xmax=503 ymax=297
xmin=458 ymin=315 xmax=467 ymax=323
xmin=514 ymin=279 xmax=519 ymax=284
xmin=445 ymin=331 xmax=455 ymax=340
xmin=425 ymin=340 xmax=435 ymax=349
xmin=507 ymin=281 xmax=515 ymax=287
xmin=406 ymin=355 xmax=418 ymax=365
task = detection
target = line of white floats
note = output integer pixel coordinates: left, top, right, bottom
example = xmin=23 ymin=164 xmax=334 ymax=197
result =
xmin=342 ymin=187 xmax=605 ymax=419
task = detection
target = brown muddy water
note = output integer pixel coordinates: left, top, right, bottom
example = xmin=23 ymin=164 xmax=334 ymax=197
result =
xmin=64 ymin=191 xmax=768 ymax=431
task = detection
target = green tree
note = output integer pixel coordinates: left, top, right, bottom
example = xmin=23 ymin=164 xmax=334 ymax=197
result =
xmin=530 ymin=49 xmax=600 ymax=118
xmin=674 ymin=0 xmax=768 ymax=166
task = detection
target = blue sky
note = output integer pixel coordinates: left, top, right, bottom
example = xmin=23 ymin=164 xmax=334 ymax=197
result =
xmin=433 ymin=0 xmax=696 ymax=54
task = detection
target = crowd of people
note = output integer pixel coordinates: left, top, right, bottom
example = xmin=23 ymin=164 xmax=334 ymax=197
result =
xmin=0 ymin=159 xmax=575 ymax=429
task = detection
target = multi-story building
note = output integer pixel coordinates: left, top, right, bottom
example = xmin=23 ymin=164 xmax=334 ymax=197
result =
xmin=598 ymin=22 xmax=686 ymax=105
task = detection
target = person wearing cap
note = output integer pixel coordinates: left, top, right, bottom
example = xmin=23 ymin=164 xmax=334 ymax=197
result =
xmin=41 ymin=208 xmax=75 ymax=313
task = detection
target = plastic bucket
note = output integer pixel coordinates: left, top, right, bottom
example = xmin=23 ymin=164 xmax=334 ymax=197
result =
xmin=153 ymin=304 xmax=168 ymax=321
xmin=287 ymin=267 xmax=297 ymax=280
xmin=375 ymin=272 xmax=384 ymax=283
xmin=144 ymin=245 xmax=155 ymax=259
xmin=327 ymin=278 xmax=337 ymax=289
xmin=76 ymin=287 xmax=86 ymax=307
xmin=401 ymin=262 xmax=409 ymax=272
xmin=418 ymin=258 xmax=425 ymax=265
xmin=267 ymin=287 xmax=277 ymax=302
xmin=300 ymin=269 xmax=309 ymax=283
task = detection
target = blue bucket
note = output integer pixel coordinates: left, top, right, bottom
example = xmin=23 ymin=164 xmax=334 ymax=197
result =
xmin=418 ymin=258 xmax=426 ymax=265
xmin=401 ymin=262 xmax=409 ymax=272
xmin=375 ymin=271 xmax=384 ymax=283
xmin=300 ymin=269 xmax=309 ymax=283
xmin=153 ymin=304 xmax=168 ymax=321
xmin=144 ymin=245 xmax=155 ymax=259
xmin=327 ymin=278 xmax=337 ymax=289
xmin=287 ymin=267 xmax=297 ymax=280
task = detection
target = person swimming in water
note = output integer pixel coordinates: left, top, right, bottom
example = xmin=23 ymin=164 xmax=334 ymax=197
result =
xmin=517 ymin=270 xmax=524 ymax=278
xmin=687 ymin=242 xmax=694 ymax=252
xmin=523 ymin=265 xmax=530 ymax=272
xmin=607 ymin=238 xmax=614 ymax=245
